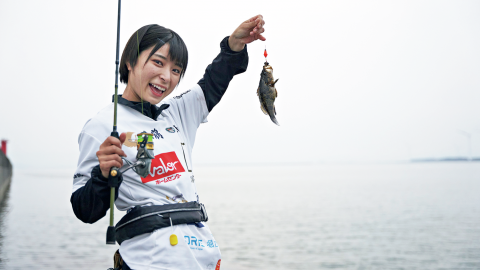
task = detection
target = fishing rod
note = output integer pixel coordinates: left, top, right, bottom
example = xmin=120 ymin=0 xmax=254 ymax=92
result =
xmin=106 ymin=0 xmax=122 ymax=245
xmin=106 ymin=0 xmax=156 ymax=245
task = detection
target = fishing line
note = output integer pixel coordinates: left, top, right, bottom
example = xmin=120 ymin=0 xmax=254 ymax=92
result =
xmin=137 ymin=31 xmax=144 ymax=115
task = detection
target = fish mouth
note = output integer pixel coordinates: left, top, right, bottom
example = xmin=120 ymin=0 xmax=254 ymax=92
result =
xmin=149 ymin=83 xmax=166 ymax=97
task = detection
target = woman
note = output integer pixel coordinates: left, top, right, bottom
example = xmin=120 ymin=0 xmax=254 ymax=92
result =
xmin=71 ymin=15 xmax=265 ymax=270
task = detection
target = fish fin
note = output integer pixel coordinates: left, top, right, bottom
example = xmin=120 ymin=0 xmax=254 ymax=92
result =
xmin=260 ymin=104 xmax=268 ymax=115
xmin=275 ymin=88 xmax=278 ymax=98
xmin=273 ymin=78 xmax=279 ymax=86
xmin=270 ymin=115 xmax=280 ymax=126
xmin=274 ymin=105 xmax=277 ymax=115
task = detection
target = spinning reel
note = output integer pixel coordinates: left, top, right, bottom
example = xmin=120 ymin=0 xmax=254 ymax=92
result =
xmin=120 ymin=132 xmax=155 ymax=177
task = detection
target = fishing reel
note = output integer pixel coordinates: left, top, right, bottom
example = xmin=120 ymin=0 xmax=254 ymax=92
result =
xmin=120 ymin=132 xmax=155 ymax=178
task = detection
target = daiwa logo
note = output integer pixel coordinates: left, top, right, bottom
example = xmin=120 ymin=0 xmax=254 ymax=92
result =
xmin=174 ymin=90 xmax=191 ymax=99
xmin=141 ymin=151 xmax=185 ymax=184
xmin=73 ymin=173 xmax=85 ymax=180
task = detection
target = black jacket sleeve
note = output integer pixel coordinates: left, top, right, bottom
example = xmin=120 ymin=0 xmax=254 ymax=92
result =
xmin=70 ymin=165 xmax=122 ymax=224
xmin=198 ymin=36 xmax=249 ymax=112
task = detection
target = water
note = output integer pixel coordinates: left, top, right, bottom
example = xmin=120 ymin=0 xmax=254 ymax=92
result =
xmin=0 ymin=163 xmax=479 ymax=269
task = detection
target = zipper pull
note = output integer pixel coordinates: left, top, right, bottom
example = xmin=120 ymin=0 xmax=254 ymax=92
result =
xmin=169 ymin=217 xmax=178 ymax=246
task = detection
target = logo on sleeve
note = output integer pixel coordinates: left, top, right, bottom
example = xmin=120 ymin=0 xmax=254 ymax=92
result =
xmin=141 ymin=152 xmax=185 ymax=183
xmin=73 ymin=173 xmax=85 ymax=179
xmin=173 ymin=90 xmax=191 ymax=99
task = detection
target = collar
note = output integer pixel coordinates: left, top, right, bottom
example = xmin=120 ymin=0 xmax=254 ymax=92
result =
xmin=113 ymin=95 xmax=170 ymax=120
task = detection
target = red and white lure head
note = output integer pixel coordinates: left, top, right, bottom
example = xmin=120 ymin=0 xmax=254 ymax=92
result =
xmin=263 ymin=47 xmax=273 ymax=73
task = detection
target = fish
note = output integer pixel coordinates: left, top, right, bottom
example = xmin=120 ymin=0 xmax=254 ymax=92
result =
xmin=257 ymin=62 xmax=279 ymax=125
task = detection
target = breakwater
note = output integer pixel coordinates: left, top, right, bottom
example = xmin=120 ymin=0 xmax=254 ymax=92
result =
xmin=0 ymin=150 xmax=12 ymax=202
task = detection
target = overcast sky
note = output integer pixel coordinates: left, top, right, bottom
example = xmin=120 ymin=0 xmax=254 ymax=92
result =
xmin=1 ymin=0 xmax=479 ymax=170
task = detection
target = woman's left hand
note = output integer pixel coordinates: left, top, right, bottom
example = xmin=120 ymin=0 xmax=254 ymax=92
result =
xmin=229 ymin=15 xmax=266 ymax=52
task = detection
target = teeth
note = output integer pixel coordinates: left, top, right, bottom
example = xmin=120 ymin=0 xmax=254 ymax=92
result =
xmin=151 ymin=84 xmax=166 ymax=92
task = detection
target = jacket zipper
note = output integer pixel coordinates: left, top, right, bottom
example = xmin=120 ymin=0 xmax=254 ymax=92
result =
xmin=180 ymin=143 xmax=192 ymax=172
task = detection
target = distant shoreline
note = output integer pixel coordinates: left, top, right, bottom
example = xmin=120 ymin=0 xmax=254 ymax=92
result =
xmin=411 ymin=157 xmax=480 ymax=162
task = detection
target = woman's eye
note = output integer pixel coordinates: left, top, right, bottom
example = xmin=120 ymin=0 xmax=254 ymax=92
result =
xmin=173 ymin=69 xmax=181 ymax=74
xmin=153 ymin=60 xmax=163 ymax=66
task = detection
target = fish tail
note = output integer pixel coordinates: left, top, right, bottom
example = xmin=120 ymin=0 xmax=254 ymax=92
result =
xmin=270 ymin=115 xmax=280 ymax=126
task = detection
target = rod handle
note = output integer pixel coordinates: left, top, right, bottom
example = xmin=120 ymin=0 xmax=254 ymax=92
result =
xmin=109 ymin=130 xmax=120 ymax=183
xmin=106 ymin=226 xmax=116 ymax=245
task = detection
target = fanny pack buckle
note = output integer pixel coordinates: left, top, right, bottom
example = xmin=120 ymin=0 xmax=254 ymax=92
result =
xmin=200 ymin=203 xmax=208 ymax=222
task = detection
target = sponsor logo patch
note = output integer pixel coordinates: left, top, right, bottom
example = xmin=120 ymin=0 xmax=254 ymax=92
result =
xmin=155 ymin=174 xmax=181 ymax=185
xmin=184 ymin=235 xmax=219 ymax=252
xmin=166 ymin=127 xmax=175 ymax=133
xmin=124 ymin=132 xmax=137 ymax=148
xmin=151 ymin=128 xmax=163 ymax=139
xmin=141 ymin=152 xmax=185 ymax=183
xmin=73 ymin=173 xmax=85 ymax=179
xmin=166 ymin=193 xmax=188 ymax=203
xmin=174 ymin=90 xmax=191 ymax=99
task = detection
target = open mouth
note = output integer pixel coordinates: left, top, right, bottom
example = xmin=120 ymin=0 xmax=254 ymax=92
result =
xmin=149 ymin=83 xmax=166 ymax=97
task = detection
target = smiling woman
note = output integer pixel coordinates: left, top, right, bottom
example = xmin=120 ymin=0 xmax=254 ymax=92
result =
xmin=70 ymin=15 xmax=266 ymax=270
xmin=120 ymin=25 xmax=188 ymax=104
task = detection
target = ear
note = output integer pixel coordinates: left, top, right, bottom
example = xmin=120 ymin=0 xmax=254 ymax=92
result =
xmin=126 ymin=62 xmax=132 ymax=71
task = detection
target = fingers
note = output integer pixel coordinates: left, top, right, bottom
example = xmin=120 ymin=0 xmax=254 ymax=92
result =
xmin=100 ymin=135 xmax=124 ymax=150
xmin=98 ymin=156 xmax=124 ymax=175
xmin=243 ymin=19 xmax=258 ymax=30
xmin=250 ymin=26 xmax=265 ymax=35
xmin=98 ymin=144 xmax=126 ymax=157
xmin=244 ymin=15 xmax=264 ymax=31
xmin=245 ymin=14 xmax=261 ymax=23
xmin=231 ymin=15 xmax=266 ymax=47
xmin=249 ymin=15 xmax=265 ymax=39
xmin=97 ymin=145 xmax=126 ymax=168
xmin=97 ymin=135 xmax=127 ymax=178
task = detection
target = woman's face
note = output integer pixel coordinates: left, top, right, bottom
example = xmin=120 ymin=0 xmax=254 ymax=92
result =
xmin=124 ymin=43 xmax=183 ymax=104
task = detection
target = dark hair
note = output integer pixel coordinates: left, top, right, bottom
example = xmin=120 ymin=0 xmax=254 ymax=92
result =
xmin=119 ymin=24 xmax=188 ymax=84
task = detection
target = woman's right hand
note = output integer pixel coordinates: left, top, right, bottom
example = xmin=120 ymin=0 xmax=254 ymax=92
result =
xmin=96 ymin=133 xmax=127 ymax=179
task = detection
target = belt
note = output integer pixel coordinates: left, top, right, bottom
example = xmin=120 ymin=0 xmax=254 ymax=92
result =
xmin=115 ymin=201 xmax=208 ymax=245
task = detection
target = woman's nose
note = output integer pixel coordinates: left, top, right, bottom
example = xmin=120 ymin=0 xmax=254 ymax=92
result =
xmin=159 ymin=70 xmax=170 ymax=83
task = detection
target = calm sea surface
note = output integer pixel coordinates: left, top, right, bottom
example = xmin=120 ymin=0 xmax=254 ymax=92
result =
xmin=0 ymin=163 xmax=479 ymax=270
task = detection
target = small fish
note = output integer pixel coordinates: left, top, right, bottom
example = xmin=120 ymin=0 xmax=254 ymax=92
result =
xmin=257 ymin=62 xmax=279 ymax=125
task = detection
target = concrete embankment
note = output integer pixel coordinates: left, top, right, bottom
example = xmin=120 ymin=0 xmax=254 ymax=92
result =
xmin=0 ymin=150 xmax=12 ymax=203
